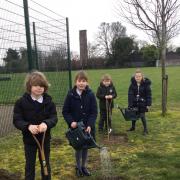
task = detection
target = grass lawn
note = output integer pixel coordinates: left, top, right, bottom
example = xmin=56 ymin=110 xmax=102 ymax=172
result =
xmin=0 ymin=71 xmax=69 ymax=105
xmin=0 ymin=67 xmax=180 ymax=180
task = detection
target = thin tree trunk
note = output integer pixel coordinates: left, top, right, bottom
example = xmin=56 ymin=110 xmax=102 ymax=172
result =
xmin=161 ymin=0 xmax=167 ymax=116
xmin=161 ymin=45 xmax=167 ymax=116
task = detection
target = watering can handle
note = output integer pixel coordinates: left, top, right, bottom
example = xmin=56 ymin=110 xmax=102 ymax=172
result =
xmin=87 ymin=132 xmax=102 ymax=149
xmin=116 ymin=104 xmax=126 ymax=119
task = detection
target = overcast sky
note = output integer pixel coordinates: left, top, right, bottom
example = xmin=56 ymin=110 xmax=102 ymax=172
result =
xmin=37 ymin=0 xmax=180 ymax=53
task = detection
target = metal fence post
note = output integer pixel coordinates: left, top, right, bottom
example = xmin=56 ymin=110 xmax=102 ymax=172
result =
xmin=23 ymin=0 xmax=33 ymax=71
xmin=66 ymin=17 xmax=72 ymax=89
xmin=33 ymin=22 xmax=39 ymax=70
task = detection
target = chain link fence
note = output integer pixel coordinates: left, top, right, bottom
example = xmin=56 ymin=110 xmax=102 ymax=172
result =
xmin=0 ymin=0 xmax=71 ymax=136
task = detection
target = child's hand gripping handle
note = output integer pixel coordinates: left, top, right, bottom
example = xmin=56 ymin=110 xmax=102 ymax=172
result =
xmin=32 ymin=131 xmax=48 ymax=176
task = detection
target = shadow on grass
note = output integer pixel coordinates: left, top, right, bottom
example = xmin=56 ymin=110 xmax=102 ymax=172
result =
xmin=51 ymin=137 xmax=65 ymax=147
xmin=95 ymin=176 xmax=125 ymax=180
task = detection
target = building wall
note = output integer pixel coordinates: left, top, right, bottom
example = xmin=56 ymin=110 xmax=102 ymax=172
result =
xmin=156 ymin=59 xmax=180 ymax=67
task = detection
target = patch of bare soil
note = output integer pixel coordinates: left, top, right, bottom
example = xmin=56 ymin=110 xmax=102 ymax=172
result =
xmin=99 ymin=132 xmax=128 ymax=145
xmin=0 ymin=169 xmax=21 ymax=180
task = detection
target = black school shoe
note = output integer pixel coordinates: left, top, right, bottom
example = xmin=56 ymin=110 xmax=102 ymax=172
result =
xmin=81 ymin=167 xmax=91 ymax=176
xmin=143 ymin=130 xmax=149 ymax=136
xmin=75 ymin=167 xmax=84 ymax=177
xmin=127 ymin=127 xmax=135 ymax=131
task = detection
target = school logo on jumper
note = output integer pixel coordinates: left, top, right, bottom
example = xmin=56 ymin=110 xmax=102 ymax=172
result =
xmin=110 ymin=89 xmax=113 ymax=93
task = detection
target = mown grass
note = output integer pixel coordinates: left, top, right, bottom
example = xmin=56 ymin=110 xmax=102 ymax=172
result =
xmin=0 ymin=66 xmax=180 ymax=109
xmin=0 ymin=67 xmax=180 ymax=179
xmin=0 ymin=71 xmax=69 ymax=105
xmin=83 ymin=66 xmax=180 ymax=110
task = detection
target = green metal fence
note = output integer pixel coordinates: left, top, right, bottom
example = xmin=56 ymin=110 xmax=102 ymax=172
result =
xmin=0 ymin=0 xmax=71 ymax=136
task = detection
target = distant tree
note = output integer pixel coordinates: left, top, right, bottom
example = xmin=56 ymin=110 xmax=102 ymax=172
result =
xmin=96 ymin=22 xmax=127 ymax=57
xmin=43 ymin=45 xmax=67 ymax=71
xmin=176 ymin=47 xmax=180 ymax=54
xmin=140 ymin=45 xmax=158 ymax=62
xmin=3 ymin=48 xmax=20 ymax=72
xmin=116 ymin=0 xmax=180 ymax=116
xmin=111 ymin=37 xmax=137 ymax=66
xmin=87 ymin=42 xmax=104 ymax=59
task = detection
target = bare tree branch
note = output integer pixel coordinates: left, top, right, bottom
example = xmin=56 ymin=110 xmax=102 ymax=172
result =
xmin=115 ymin=0 xmax=180 ymax=115
xmin=96 ymin=22 xmax=127 ymax=57
xmin=116 ymin=0 xmax=180 ymax=44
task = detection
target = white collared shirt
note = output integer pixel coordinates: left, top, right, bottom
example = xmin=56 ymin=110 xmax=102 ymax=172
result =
xmin=31 ymin=95 xmax=43 ymax=103
xmin=76 ymin=88 xmax=82 ymax=96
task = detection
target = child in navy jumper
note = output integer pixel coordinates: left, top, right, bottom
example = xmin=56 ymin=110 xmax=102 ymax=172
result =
xmin=13 ymin=71 xmax=58 ymax=180
xmin=96 ymin=74 xmax=117 ymax=133
xmin=62 ymin=71 xmax=97 ymax=177
xmin=127 ymin=69 xmax=152 ymax=135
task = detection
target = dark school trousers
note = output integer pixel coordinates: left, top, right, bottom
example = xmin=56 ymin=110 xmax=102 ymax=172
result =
xmin=131 ymin=113 xmax=147 ymax=130
xmin=99 ymin=108 xmax=112 ymax=130
xmin=24 ymin=141 xmax=51 ymax=180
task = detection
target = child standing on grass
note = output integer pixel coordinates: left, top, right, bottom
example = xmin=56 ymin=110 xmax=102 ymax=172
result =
xmin=127 ymin=69 xmax=152 ymax=135
xmin=96 ymin=74 xmax=117 ymax=133
xmin=13 ymin=71 xmax=58 ymax=180
xmin=62 ymin=70 xmax=97 ymax=177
